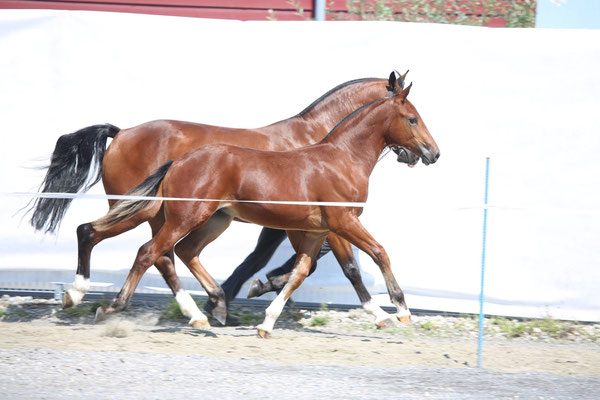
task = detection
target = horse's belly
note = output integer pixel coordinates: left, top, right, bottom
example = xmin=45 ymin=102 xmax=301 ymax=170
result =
xmin=222 ymin=203 xmax=326 ymax=231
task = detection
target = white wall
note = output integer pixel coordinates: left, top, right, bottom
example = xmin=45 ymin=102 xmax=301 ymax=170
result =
xmin=1 ymin=10 xmax=599 ymax=320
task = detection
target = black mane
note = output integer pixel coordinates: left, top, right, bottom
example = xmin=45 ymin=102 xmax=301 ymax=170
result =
xmin=296 ymin=77 xmax=383 ymax=117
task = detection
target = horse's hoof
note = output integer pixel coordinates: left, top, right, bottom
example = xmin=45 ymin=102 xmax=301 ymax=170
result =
xmin=62 ymin=292 xmax=74 ymax=309
xmin=94 ymin=307 xmax=108 ymax=323
xmin=212 ymin=309 xmax=227 ymax=326
xmin=189 ymin=319 xmax=211 ymax=330
xmin=397 ymin=315 xmax=412 ymax=325
xmin=375 ymin=317 xmax=394 ymax=329
xmin=256 ymin=325 xmax=271 ymax=339
xmin=247 ymin=279 xmax=264 ymax=299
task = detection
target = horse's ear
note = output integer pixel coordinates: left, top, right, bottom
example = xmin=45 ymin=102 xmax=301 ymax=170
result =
xmin=401 ymin=69 xmax=409 ymax=86
xmin=393 ymin=69 xmax=407 ymax=89
xmin=387 ymin=71 xmax=397 ymax=93
xmin=400 ymin=82 xmax=412 ymax=104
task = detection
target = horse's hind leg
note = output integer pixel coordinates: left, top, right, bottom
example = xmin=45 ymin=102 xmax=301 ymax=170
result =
xmin=247 ymin=239 xmax=322 ymax=298
xmin=247 ymin=271 xmax=291 ymax=298
xmin=174 ymin=211 xmax=234 ymax=326
xmin=326 ymin=233 xmax=394 ymax=328
xmin=221 ymin=228 xmax=287 ymax=303
xmin=148 ymin=217 xmax=210 ymax=329
xmin=64 ymin=202 xmax=160 ymax=309
xmin=97 ymin=219 xmax=194 ymax=321
xmin=256 ymin=231 xmax=327 ymax=338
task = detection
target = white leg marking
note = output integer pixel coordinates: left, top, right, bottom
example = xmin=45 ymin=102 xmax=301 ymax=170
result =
xmin=257 ymin=254 xmax=310 ymax=335
xmin=256 ymin=292 xmax=287 ymax=334
xmin=66 ymin=274 xmax=90 ymax=306
xmin=362 ymin=300 xmax=393 ymax=324
xmin=175 ymin=289 xmax=208 ymax=324
xmin=393 ymin=299 xmax=411 ymax=318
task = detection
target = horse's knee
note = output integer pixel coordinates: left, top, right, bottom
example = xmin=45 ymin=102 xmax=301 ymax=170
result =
xmin=342 ymin=261 xmax=361 ymax=281
xmin=134 ymin=242 xmax=157 ymax=269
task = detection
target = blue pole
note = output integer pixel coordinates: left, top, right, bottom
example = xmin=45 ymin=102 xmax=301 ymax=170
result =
xmin=477 ymin=157 xmax=490 ymax=368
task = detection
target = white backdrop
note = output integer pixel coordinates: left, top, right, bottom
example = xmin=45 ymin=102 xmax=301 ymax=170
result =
xmin=1 ymin=10 xmax=599 ymax=321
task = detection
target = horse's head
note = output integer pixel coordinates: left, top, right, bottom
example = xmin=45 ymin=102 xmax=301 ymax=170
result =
xmin=386 ymin=71 xmax=419 ymax=167
xmin=385 ymin=74 xmax=440 ymax=166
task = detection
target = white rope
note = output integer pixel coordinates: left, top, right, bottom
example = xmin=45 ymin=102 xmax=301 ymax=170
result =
xmin=4 ymin=192 xmax=600 ymax=216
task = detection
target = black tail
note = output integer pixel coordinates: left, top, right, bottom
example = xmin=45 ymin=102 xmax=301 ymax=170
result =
xmin=29 ymin=124 xmax=120 ymax=234
xmin=92 ymin=161 xmax=173 ymax=231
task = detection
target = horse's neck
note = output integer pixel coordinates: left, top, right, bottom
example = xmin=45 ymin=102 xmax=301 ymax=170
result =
xmin=322 ymin=100 xmax=391 ymax=173
xmin=260 ymin=79 xmax=388 ymax=144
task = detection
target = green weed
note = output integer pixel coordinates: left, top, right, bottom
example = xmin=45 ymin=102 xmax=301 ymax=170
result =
xmin=420 ymin=320 xmax=439 ymax=334
xmin=311 ymin=316 xmax=330 ymax=326
xmin=63 ymin=300 xmax=109 ymax=317
xmin=239 ymin=312 xmax=263 ymax=326
xmin=160 ymin=300 xmax=185 ymax=320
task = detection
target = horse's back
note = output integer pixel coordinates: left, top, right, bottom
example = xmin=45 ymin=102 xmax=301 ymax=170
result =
xmin=101 ymin=120 xmax=280 ymax=196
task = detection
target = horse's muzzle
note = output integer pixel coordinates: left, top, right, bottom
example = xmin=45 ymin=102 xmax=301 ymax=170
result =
xmin=419 ymin=145 xmax=440 ymax=166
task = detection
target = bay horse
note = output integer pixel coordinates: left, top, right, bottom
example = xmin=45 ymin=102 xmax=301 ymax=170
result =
xmin=90 ymin=77 xmax=440 ymax=337
xmin=30 ymin=72 xmax=416 ymax=328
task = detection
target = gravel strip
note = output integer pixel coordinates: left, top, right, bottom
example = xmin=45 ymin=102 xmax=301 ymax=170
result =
xmin=1 ymin=348 xmax=599 ymax=400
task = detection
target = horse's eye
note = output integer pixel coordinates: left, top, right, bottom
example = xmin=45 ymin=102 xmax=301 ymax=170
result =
xmin=408 ymin=117 xmax=418 ymax=126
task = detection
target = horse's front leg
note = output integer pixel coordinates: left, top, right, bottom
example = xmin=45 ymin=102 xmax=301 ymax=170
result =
xmin=328 ymin=213 xmax=410 ymax=324
xmin=256 ymin=231 xmax=327 ymax=338
xmin=326 ymin=232 xmax=396 ymax=328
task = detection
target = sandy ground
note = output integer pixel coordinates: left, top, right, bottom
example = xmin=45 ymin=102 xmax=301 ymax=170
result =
xmin=2 ymin=297 xmax=600 ymax=399
xmin=1 ymin=299 xmax=598 ymax=378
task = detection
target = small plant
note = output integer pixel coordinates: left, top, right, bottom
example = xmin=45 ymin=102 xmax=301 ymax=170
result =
xmin=89 ymin=300 xmax=110 ymax=313
xmin=288 ymin=0 xmax=306 ymax=18
xmin=507 ymin=322 xmax=532 ymax=338
xmin=530 ymin=317 xmax=573 ymax=339
xmin=239 ymin=312 xmax=264 ymax=326
xmin=64 ymin=306 xmax=91 ymax=317
xmin=311 ymin=316 xmax=330 ymax=326
xmin=319 ymin=302 xmax=329 ymax=312
xmin=160 ymin=300 xmax=185 ymax=320
xmin=420 ymin=319 xmax=439 ymax=334
xmin=582 ymin=330 xmax=599 ymax=342
xmin=490 ymin=316 xmax=527 ymax=337
xmin=266 ymin=9 xmax=277 ymax=20
xmin=63 ymin=300 xmax=109 ymax=317
xmin=0 ymin=309 xmax=6 ymax=319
